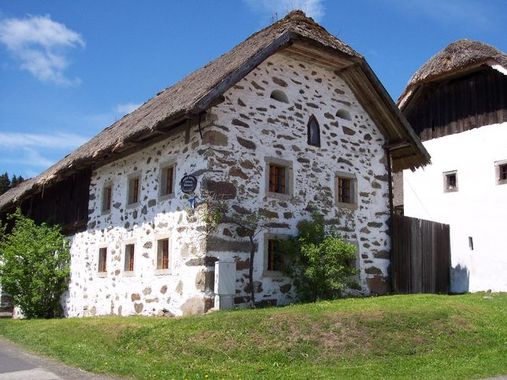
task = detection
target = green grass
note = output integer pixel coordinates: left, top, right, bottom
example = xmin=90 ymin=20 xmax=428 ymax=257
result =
xmin=0 ymin=294 xmax=506 ymax=379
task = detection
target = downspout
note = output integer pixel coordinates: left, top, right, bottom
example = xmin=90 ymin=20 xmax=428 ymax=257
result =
xmin=385 ymin=147 xmax=394 ymax=294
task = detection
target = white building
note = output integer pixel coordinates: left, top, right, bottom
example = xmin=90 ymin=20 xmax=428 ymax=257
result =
xmin=397 ymin=40 xmax=507 ymax=292
xmin=0 ymin=11 xmax=429 ymax=317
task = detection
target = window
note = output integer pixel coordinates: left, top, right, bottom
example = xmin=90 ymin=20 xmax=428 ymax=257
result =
xmin=270 ymin=90 xmax=288 ymax=103
xmin=128 ymin=176 xmax=140 ymax=205
xmin=443 ymin=171 xmax=458 ymax=192
xmin=160 ymin=165 xmax=175 ymax=197
xmin=102 ymin=184 xmax=112 ymax=213
xmin=98 ymin=248 xmax=107 ymax=273
xmin=336 ymin=109 xmax=351 ymax=121
xmin=265 ymin=158 xmax=292 ymax=197
xmin=496 ymin=161 xmax=507 ymax=185
xmin=336 ymin=174 xmax=357 ymax=207
xmin=269 ymin=164 xmax=287 ymax=194
xmin=307 ymin=115 xmax=321 ymax=147
xmin=267 ymin=239 xmax=284 ymax=272
xmin=124 ymin=244 xmax=135 ymax=272
xmin=157 ymin=238 xmax=170 ymax=270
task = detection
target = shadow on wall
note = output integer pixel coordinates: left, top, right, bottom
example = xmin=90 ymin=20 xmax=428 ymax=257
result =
xmin=450 ymin=264 xmax=469 ymax=293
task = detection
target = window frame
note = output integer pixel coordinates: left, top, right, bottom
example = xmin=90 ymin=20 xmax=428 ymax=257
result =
xmin=495 ymin=160 xmax=507 ymax=185
xmin=265 ymin=157 xmax=293 ymax=199
xmin=443 ymin=170 xmax=458 ymax=193
xmin=155 ymin=236 xmax=171 ymax=275
xmin=123 ymin=243 xmax=136 ymax=275
xmin=335 ymin=172 xmax=358 ymax=209
xmin=263 ymin=233 xmax=290 ymax=277
xmin=97 ymin=246 xmax=108 ymax=277
xmin=127 ymin=172 xmax=141 ymax=207
xmin=159 ymin=161 xmax=177 ymax=200
xmin=101 ymin=182 xmax=113 ymax=214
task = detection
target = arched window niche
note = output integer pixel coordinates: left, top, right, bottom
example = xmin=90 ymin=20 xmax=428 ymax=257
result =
xmin=336 ymin=109 xmax=352 ymax=121
xmin=270 ymin=89 xmax=289 ymax=104
xmin=307 ymin=115 xmax=321 ymax=147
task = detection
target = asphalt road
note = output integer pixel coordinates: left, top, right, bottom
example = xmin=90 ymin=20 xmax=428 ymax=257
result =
xmin=0 ymin=337 xmax=121 ymax=380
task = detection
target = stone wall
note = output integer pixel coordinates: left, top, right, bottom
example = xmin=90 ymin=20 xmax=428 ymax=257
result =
xmin=202 ymin=51 xmax=391 ymax=306
xmin=63 ymin=125 xmax=213 ymax=317
xmin=64 ymin=51 xmax=392 ymax=317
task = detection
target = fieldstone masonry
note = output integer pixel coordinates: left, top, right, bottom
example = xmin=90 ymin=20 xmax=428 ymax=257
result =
xmin=63 ymin=51 xmax=391 ymax=317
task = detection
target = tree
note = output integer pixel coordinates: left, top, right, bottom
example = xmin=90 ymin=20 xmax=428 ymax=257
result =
xmin=0 ymin=172 xmax=9 ymax=195
xmin=10 ymin=174 xmax=24 ymax=188
xmin=0 ymin=210 xmax=70 ymax=318
xmin=202 ymin=192 xmax=268 ymax=307
xmin=0 ymin=172 xmax=25 ymax=195
xmin=282 ymin=212 xmax=359 ymax=302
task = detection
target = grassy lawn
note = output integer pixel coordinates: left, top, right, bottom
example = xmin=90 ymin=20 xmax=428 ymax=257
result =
xmin=0 ymin=293 xmax=506 ymax=379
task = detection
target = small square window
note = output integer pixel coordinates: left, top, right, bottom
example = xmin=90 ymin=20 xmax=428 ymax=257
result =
xmin=102 ymin=184 xmax=112 ymax=213
xmin=124 ymin=244 xmax=135 ymax=272
xmin=98 ymin=248 xmax=107 ymax=273
xmin=267 ymin=239 xmax=284 ymax=272
xmin=128 ymin=176 xmax=140 ymax=205
xmin=443 ymin=171 xmax=458 ymax=192
xmin=157 ymin=238 xmax=170 ymax=270
xmin=496 ymin=162 xmax=507 ymax=185
xmin=160 ymin=165 xmax=175 ymax=197
xmin=335 ymin=174 xmax=357 ymax=207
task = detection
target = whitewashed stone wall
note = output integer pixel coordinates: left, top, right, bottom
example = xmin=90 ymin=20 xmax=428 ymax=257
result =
xmin=63 ymin=126 xmax=213 ymax=317
xmin=403 ymin=121 xmax=507 ymax=292
xmin=65 ymin=51 xmax=392 ymax=317
xmin=203 ymin=51 xmax=391 ymax=306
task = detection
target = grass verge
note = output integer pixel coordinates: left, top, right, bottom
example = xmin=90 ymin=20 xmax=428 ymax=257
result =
xmin=0 ymin=293 xmax=506 ymax=379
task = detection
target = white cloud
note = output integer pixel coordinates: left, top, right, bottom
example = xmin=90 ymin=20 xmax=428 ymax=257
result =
xmin=0 ymin=147 xmax=54 ymax=169
xmin=0 ymin=14 xmax=84 ymax=85
xmin=244 ymin=0 xmax=325 ymax=22
xmin=114 ymin=102 xmax=141 ymax=116
xmin=0 ymin=132 xmax=88 ymax=149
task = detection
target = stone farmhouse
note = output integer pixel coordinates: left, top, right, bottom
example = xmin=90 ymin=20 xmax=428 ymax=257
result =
xmin=395 ymin=40 xmax=507 ymax=293
xmin=0 ymin=11 xmax=429 ymax=317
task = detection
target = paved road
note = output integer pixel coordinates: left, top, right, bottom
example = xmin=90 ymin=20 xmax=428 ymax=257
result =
xmin=0 ymin=337 xmax=122 ymax=380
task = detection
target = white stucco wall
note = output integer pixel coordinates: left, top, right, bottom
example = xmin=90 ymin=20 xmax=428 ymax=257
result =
xmin=403 ymin=122 xmax=507 ymax=292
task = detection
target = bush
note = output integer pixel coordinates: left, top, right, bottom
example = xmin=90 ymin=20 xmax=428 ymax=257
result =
xmin=283 ymin=212 xmax=359 ymax=302
xmin=0 ymin=210 xmax=70 ymax=318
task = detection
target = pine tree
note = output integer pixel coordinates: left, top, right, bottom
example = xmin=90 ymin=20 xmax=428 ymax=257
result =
xmin=0 ymin=172 xmax=10 ymax=195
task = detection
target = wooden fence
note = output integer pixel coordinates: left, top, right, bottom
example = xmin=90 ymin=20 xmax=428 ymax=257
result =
xmin=391 ymin=215 xmax=451 ymax=294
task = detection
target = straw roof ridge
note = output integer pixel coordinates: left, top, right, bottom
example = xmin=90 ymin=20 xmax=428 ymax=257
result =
xmin=399 ymin=39 xmax=507 ymax=106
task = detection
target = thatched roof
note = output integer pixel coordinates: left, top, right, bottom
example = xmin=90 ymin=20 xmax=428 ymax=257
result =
xmin=398 ymin=39 xmax=507 ymax=108
xmin=0 ymin=10 xmax=429 ymax=212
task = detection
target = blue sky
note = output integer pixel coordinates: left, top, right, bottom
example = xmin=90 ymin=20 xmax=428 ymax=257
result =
xmin=0 ymin=0 xmax=506 ymax=178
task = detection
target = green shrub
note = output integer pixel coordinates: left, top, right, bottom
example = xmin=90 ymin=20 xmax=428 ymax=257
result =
xmin=0 ymin=210 xmax=70 ymax=318
xmin=283 ymin=212 xmax=359 ymax=302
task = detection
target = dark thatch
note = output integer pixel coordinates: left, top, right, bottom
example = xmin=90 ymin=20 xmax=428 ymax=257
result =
xmin=399 ymin=39 xmax=507 ymax=108
xmin=0 ymin=10 xmax=428 ymax=212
